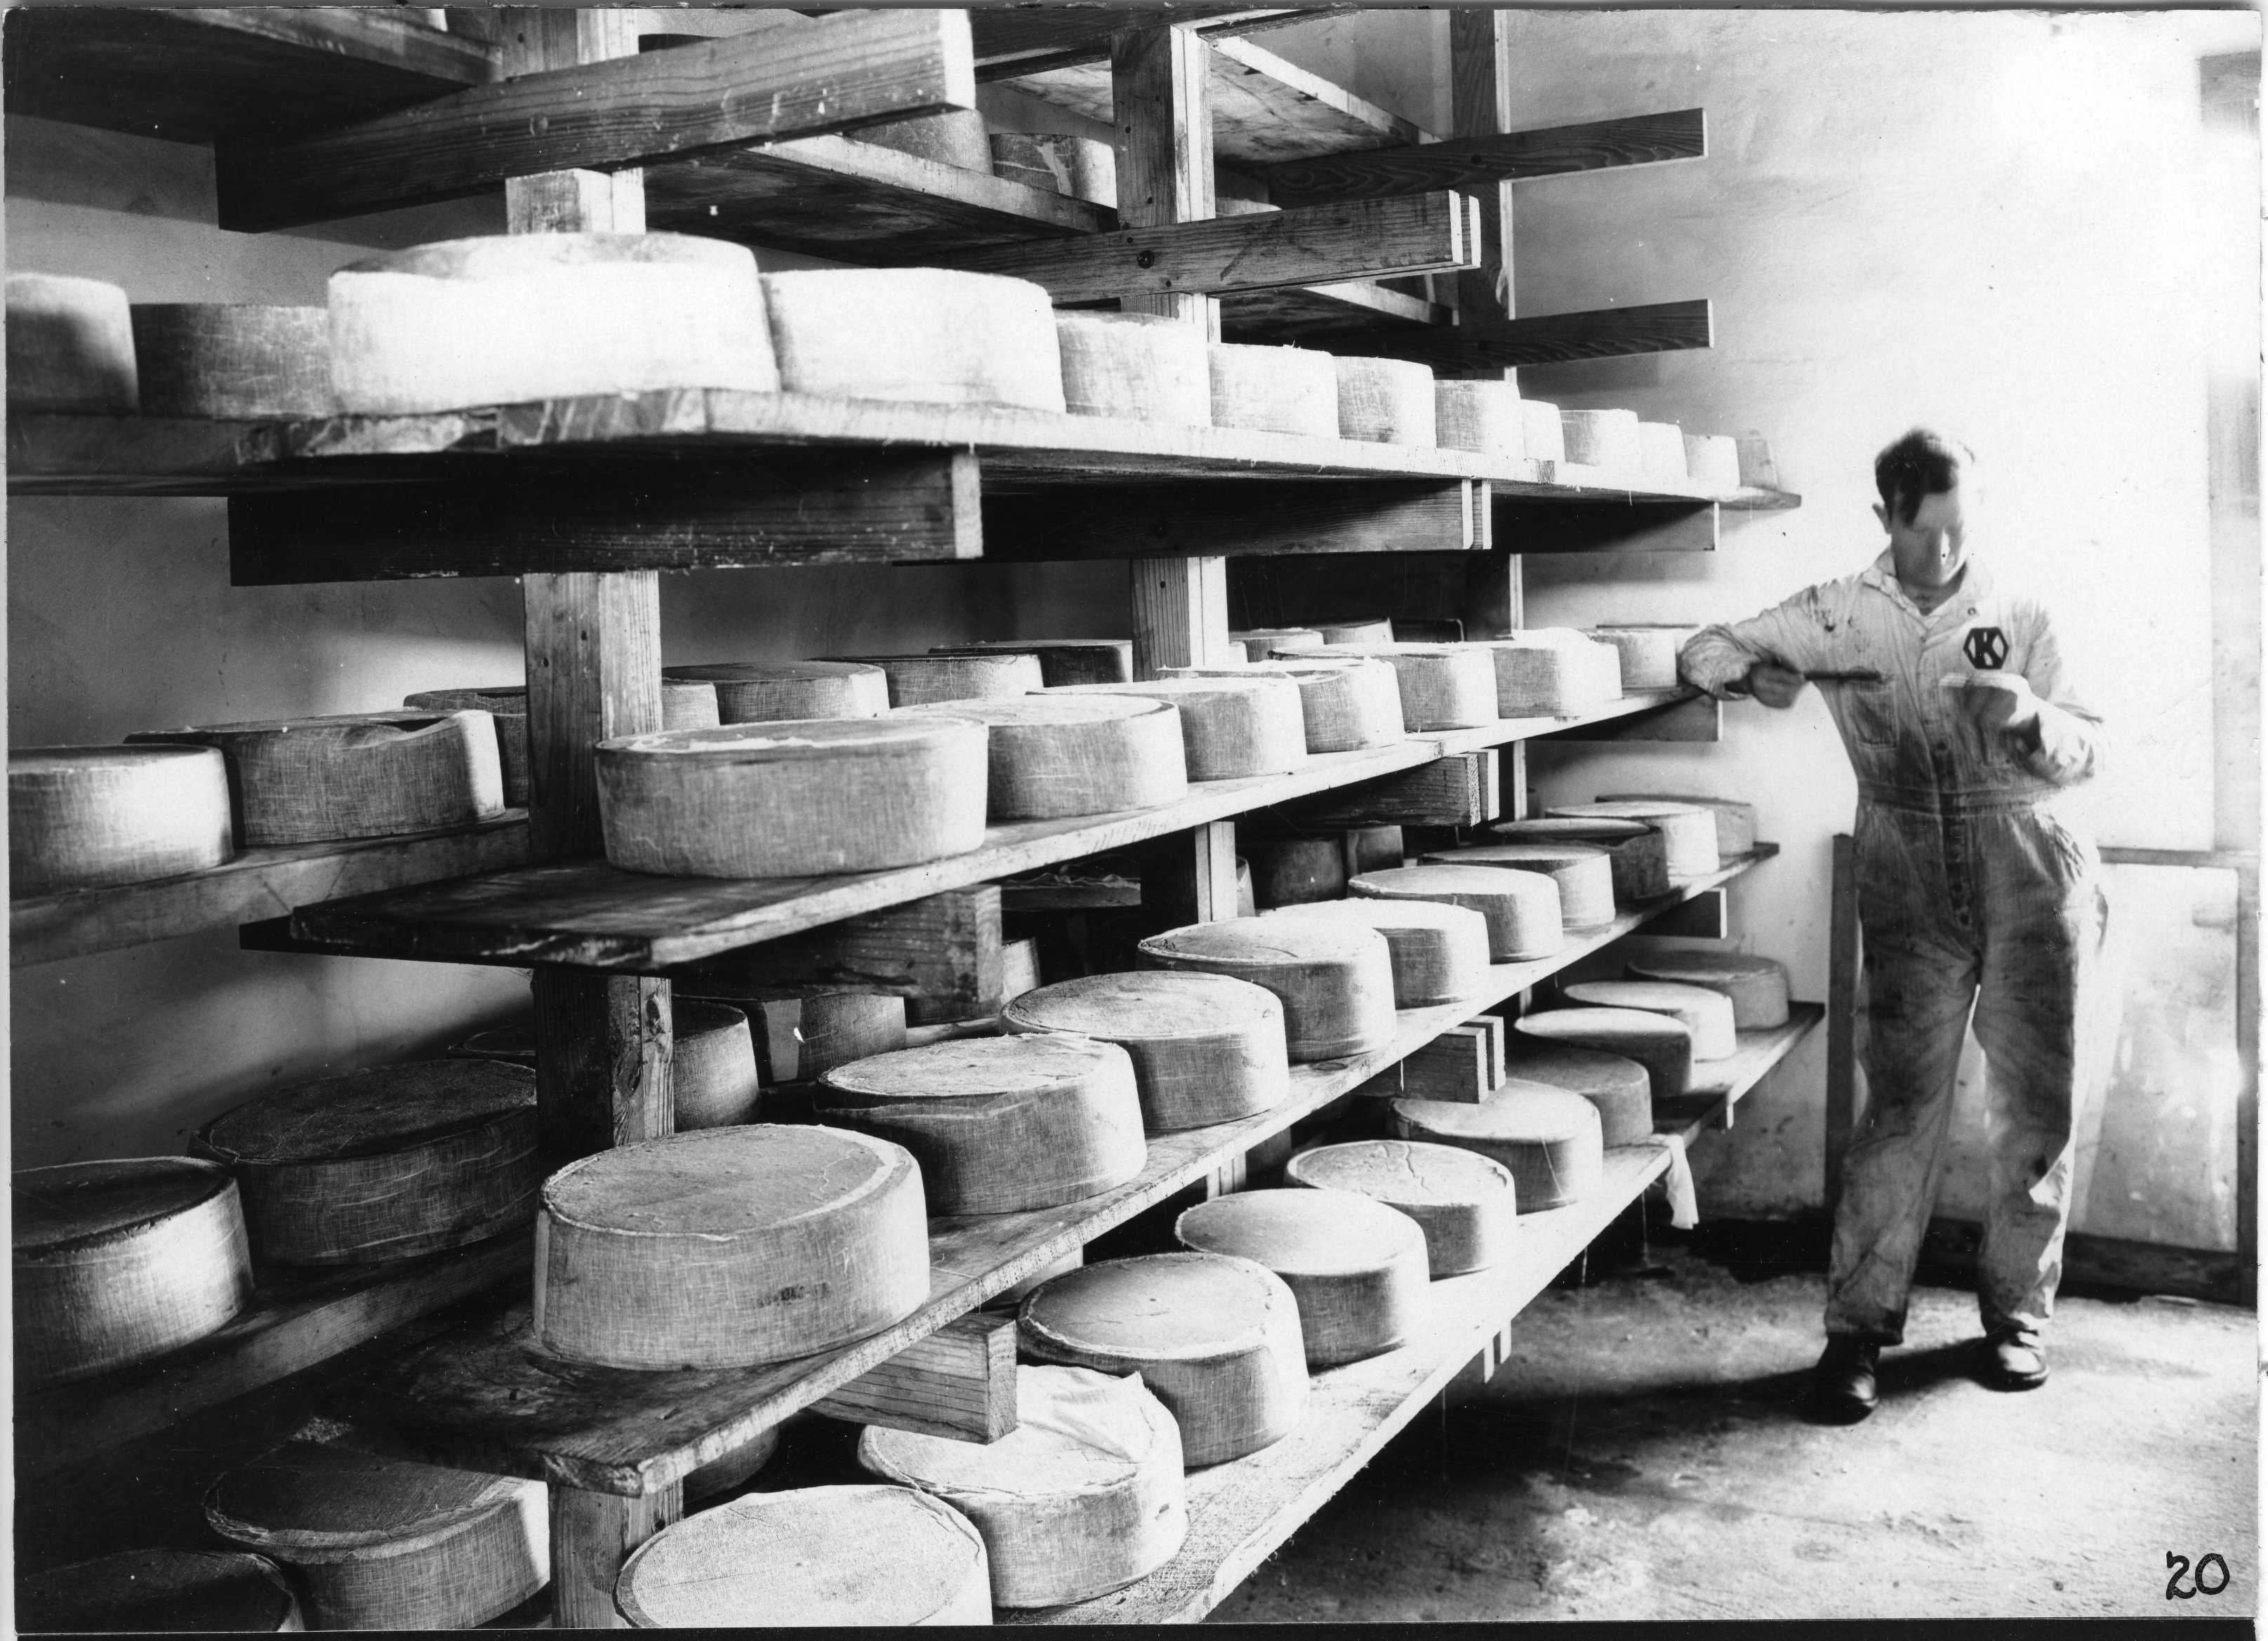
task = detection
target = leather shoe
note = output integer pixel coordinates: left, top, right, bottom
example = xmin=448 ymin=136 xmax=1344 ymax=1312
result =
xmin=1811 ymin=1337 xmax=1879 ymax=1421
xmin=1986 ymin=1327 xmax=2048 ymax=1390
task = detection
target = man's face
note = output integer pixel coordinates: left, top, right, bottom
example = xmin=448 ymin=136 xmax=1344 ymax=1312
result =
xmin=1876 ymin=482 xmax=1970 ymax=591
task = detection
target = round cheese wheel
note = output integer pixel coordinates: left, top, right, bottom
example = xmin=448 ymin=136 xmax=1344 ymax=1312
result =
xmin=837 ymin=651 xmax=1044 ymax=707
xmin=1625 ymin=948 xmax=1792 ymax=1029
xmin=1261 ymin=896 xmax=1490 ymax=1008
xmin=856 ymin=107 xmax=995 ymax=171
xmin=989 ymin=132 xmax=1118 ymax=205
xmin=1002 ymin=972 xmax=1290 ymax=1132
xmin=1520 ymin=398 xmax=1566 ymax=463
xmin=536 ymin=1124 xmax=929 ymax=1369
xmin=1055 ymin=311 xmax=1209 ymax=425
xmin=1139 ymin=916 xmax=1398 ymax=1062
xmin=1049 ymin=676 xmax=1306 ymax=779
xmin=1486 ymin=815 xmax=1671 ymax=902
xmin=1019 ymin=1251 xmax=1308 ymax=1466
xmin=930 ymin=639 xmax=1134 ymax=687
xmin=1208 ymin=342 xmax=1338 ymax=437
xmin=400 ymin=688 xmax=530 ymax=806
xmin=13 ymin=1157 xmax=253 ymax=1388
xmin=1563 ymin=978 xmax=1739 ymax=1061
xmin=1285 ymin=1138 xmax=1517 ymax=1275
xmin=1499 ymin=1038 xmax=1653 ymax=1146
xmin=18 ymin=1548 xmax=301 ymax=1633
xmin=1392 ymin=1087 xmax=1604 ymax=1212
xmin=1230 ymin=627 xmax=1322 ymax=663
xmin=1546 ymin=801 xmax=1718 ymax=880
xmin=1514 ymin=1006 xmax=1692 ymax=1102
xmin=204 ymin=1442 xmax=547 ymax=1630
xmin=1583 ymin=625 xmax=1692 ymax=693
xmin=194 ymin=1060 xmax=539 ymax=1265
xmin=1685 ymin=432 xmax=1742 ymax=489
xmin=1350 ymin=863 xmax=1563 ymax=962
xmin=618 ymin=1486 xmax=990 ymax=1628
xmin=664 ymin=660 xmax=889 ymax=724
xmin=1316 ymin=618 xmax=1396 ymax=645
xmin=1597 ymin=791 xmax=1757 ymax=858
xmin=1273 ymin=642 xmax=1495 ymax=731
xmin=1162 ymin=657 xmax=1405 ymax=752
xmin=594 ymin=717 xmax=987 ymax=878
xmin=1638 ymin=420 xmax=1690 ymax=481
xmin=1475 ymin=630 xmax=1624 ymax=716
xmin=9 ymin=745 xmax=233 ymax=896
xmin=764 ymin=267 xmax=1065 ymax=411
xmin=131 ymin=303 xmax=331 ymax=418
xmin=684 ymin=1423 xmax=780 ymax=1505
xmin=900 ymin=694 xmax=1186 ymax=820
xmin=1420 ymin=842 xmax=1614 ymax=931
xmin=860 ymin=1364 xmax=1185 ymax=1608
xmin=1334 ymin=355 xmax=1436 ymax=445
xmin=1243 ymin=833 xmax=1346 ymax=907
xmin=1434 ymin=379 xmax=1524 ymax=461
xmin=7 ymin=273 xmax=137 ymax=413
xmin=1175 ymin=1188 xmax=1428 ymax=1365
xmin=1560 ymin=407 xmax=1643 ymax=469
xmin=817 ymin=1035 xmax=1147 ymax=1215
xmin=330 ymin=233 xmax=776 ymax=413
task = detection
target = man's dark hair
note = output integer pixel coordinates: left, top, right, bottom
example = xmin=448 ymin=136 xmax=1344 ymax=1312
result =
xmin=1874 ymin=428 xmax=1973 ymax=524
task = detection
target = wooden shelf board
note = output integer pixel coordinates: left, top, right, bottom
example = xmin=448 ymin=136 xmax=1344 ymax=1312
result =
xmin=1219 ymin=277 xmax=1452 ymax=345
xmin=1424 ymin=688 xmax=1692 ymax=755
xmin=11 ymin=812 xmax=530 ymax=969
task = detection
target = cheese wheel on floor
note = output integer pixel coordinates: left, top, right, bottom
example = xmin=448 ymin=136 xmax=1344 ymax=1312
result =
xmin=1393 ymin=1087 xmax=1604 ymax=1212
xmin=1231 ymin=626 xmax=1323 ymax=661
xmin=1162 ymin=658 xmax=1405 ymax=752
xmin=1273 ymin=642 xmax=1495 ymax=731
xmin=1263 ymin=897 xmax=1490 ymax=1008
xmin=1002 ymin=972 xmax=1290 ymax=1131
xmin=618 ymin=1485 xmax=990 ymax=1628
xmin=14 ymin=1157 xmax=253 ymax=1388
xmin=1421 ymin=842 xmax=1615 ymax=930
xmin=1560 ymin=407 xmax=1643 ymax=469
xmin=1626 ymin=948 xmax=1793 ymax=1028
xmin=9 ymin=746 xmax=233 ymax=896
xmin=594 ymin=717 xmax=987 ymax=878
xmin=1685 ymin=432 xmax=1743 ymax=488
xmin=193 ymin=1060 xmax=539 ymax=1265
xmin=1499 ymin=1038 xmax=1653 ymax=1146
xmin=1638 ymin=420 xmax=1690 ymax=480
xmin=1434 ymin=379 xmax=1524 ymax=461
xmin=860 ymin=1365 xmax=1185 ymax=1608
xmin=900 ymin=694 xmax=1186 ymax=820
xmin=1584 ymin=625 xmax=1694 ymax=692
xmin=664 ymin=660 xmax=889 ymax=724
xmin=1334 ymin=355 xmax=1436 ymax=445
xmin=330 ymin=233 xmax=776 ymax=413
xmin=131 ymin=303 xmax=331 ymax=418
xmin=1019 ymin=1252 xmax=1308 ymax=1466
xmin=1176 ymin=1188 xmax=1428 ymax=1365
xmin=1485 ymin=815 xmax=1671 ymax=902
xmin=1139 ymin=916 xmax=1398 ymax=1061
xmin=1285 ymin=1138 xmax=1517 ymax=1275
xmin=931 ymin=638 xmax=1134 ymax=687
xmin=1564 ymin=978 xmax=1739 ymax=1061
xmin=1476 ymin=630 xmax=1624 ymax=716
xmin=1208 ymin=342 xmax=1338 ymax=437
xmin=765 ymin=267 xmax=1065 ymax=411
xmin=1520 ymin=398 xmax=1565 ymax=463
xmin=1055 ymin=311 xmax=1209 ymax=425
xmin=837 ymin=650 xmax=1045 ymax=707
xmin=536 ymin=1124 xmax=929 ymax=1369
xmin=1598 ymin=791 xmax=1758 ymax=858
xmin=1515 ymin=1006 xmax=1692 ymax=1101
xmin=17 ymin=1549 xmax=301 ymax=1634
xmin=399 ymin=688 xmax=530 ymax=806
xmin=204 ymin=1442 xmax=546 ymax=1631
xmin=1547 ymin=800 xmax=1719 ymax=880
xmin=1050 ymin=675 xmax=1306 ymax=779
xmin=991 ymin=131 xmax=1118 ymax=205
xmin=1350 ymin=863 xmax=1564 ymax=962
xmin=817 ymin=1035 xmax=1146 ymax=1215
xmin=8 ymin=273 xmax=137 ymax=412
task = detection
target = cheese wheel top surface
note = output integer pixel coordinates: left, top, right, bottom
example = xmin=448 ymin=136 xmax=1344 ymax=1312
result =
xmin=10 ymin=744 xmax=222 ymax=778
xmin=1564 ymin=979 xmax=1737 ymax=1018
xmin=664 ymin=660 xmax=884 ymax=686
xmin=1023 ymin=1251 xmax=1293 ymax=1358
xmin=896 ymin=693 xmax=1165 ymax=729
xmin=543 ymin=1124 xmax=910 ymax=1235
xmin=1351 ymin=862 xmax=1561 ymax=903
xmin=1501 ymin=1038 xmax=1650 ymax=1094
xmin=1287 ymin=1139 xmax=1516 ymax=1206
xmin=13 ymin=1156 xmax=234 ymax=1254
xmin=1516 ymin=1006 xmax=1694 ymax=1047
xmin=1551 ymin=799 xmax=1713 ymax=824
xmin=198 ymin=1061 xmax=534 ymax=1163
xmin=1002 ymin=971 xmax=1282 ymax=1039
xmin=1628 ymin=950 xmax=1787 ymax=983
xmin=342 ymin=231 xmax=749 ymax=282
xmin=823 ymin=1032 xmax=1129 ymax=1099
xmin=598 ymin=717 xmax=976 ymax=762
xmin=1176 ymin=1187 xmax=1424 ymax=1276
xmin=1395 ymin=1085 xmax=1601 ymax=1143
xmin=1262 ymin=897 xmax=1487 ymax=936
xmin=1487 ymin=816 xmax=1650 ymax=844
xmin=206 ymin=1441 xmax=525 ymax=1549
xmin=1143 ymin=915 xmax=1386 ymax=969
xmin=861 ymin=1364 xmax=1171 ymax=1494
xmin=1427 ymin=842 xmax=1608 ymax=870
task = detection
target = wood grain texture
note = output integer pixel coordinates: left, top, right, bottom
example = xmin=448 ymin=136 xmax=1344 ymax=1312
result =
xmin=1256 ymin=108 xmax=1708 ymax=206
xmin=1446 ymin=10 xmax=1513 ymax=357
xmin=668 ymin=888 xmax=1002 ymax=1027
xmin=1398 ymin=1026 xmax=1493 ymax=1102
xmin=1344 ymin=300 xmax=1715 ymax=372
xmin=531 ymin=970 xmax=672 ymax=1159
xmin=555 ymin=1483 xmax=679 ymax=1631
xmin=1111 ymin=21 xmax=1216 ymax=330
xmin=814 ymin=1310 xmax=1019 ymax=1442
xmin=982 ymin=11 xmax=1309 ymax=85
xmin=522 ymin=571 xmax=661 ymax=859
xmin=1129 ymin=554 xmax=1236 ymax=677
xmin=1216 ymin=279 xmax=1450 ymax=346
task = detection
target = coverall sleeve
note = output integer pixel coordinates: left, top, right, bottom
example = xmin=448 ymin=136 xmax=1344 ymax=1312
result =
xmin=2008 ymin=606 xmax=2104 ymax=786
xmin=1678 ymin=585 xmax=1843 ymax=698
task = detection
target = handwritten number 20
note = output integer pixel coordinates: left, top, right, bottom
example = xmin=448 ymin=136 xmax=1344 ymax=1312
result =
xmin=2167 ymin=1552 xmax=2230 ymax=1599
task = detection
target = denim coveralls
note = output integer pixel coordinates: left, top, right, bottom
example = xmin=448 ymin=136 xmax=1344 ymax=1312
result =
xmin=1681 ymin=550 xmax=2108 ymax=1342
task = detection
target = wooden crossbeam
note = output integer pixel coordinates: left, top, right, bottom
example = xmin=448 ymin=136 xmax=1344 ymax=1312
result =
xmin=1278 ymin=752 xmax=1501 ymax=828
xmin=983 ymin=479 xmax=1485 ymax=561
xmin=1495 ymin=498 xmax=1718 ymax=554
xmin=811 ymin=1313 xmax=1019 ymax=1443
xmin=1256 ymin=109 xmax=1709 ymax=206
xmin=663 ymin=889 xmax=1002 ymax=1028
xmin=215 ymin=9 xmax=978 ymax=230
xmin=971 ymin=7 xmax=1312 ymax=79
xmin=1339 ymin=299 xmax=1714 ymax=371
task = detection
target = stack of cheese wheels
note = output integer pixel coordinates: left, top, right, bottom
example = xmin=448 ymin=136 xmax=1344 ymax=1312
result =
xmin=816 ymin=1035 xmax=1147 ymax=1214
xmin=1487 ymin=814 xmax=1671 ymax=902
xmin=8 ymin=272 xmax=137 ymax=411
xmin=1434 ymin=378 xmax=1525 ymax=460
xmin=1334 ymin=356 xmax=1436 ymax=445
xmin=1139 ymin=916 xmax=1397 ymax=1062
xmin=1242 ymin=832 xmax=1346 ymax=907
xmin=859 ymin=1365 xmax=1186 ymax=1608
xmin=1393 ymin=1086 xmax=1604 ymax=1212
xmin=1560 ymin=407 xmax=1644 ymax=470
xmin=8 ymin=746 xmax=233 ymax=896
xmin=1273 ymin=642 xmax=1496 ymax=731
xmin=1208 ymin=342 xmax=1339 ymax=437
xmin=1514 ymin=1006 xmax=1692 ymax=1102
xmin=1421 ymin=842 xmax=1615 ymax=930
xmin=1638 ymin=420 xmax=1690 ymax=480
xmin=1564 ymin=978 xmax=1738 ymax=1061
xmin=329 ymin=233 xmax=776 ymax=413
xmin=1478 ymin=630 xmax=1625 ymax=715
xmin=1285 ymin=1138 xmax=1518 ymax=1275
xmin=400 ymin=689 xmax=531 ymax=806
xmin=1264 ymin=896 xmax=1489 ymax=1008
xmin=1598 ymin=790 xmax=1757 ymax=861
xmin=617 ymin=1487 xmax=990 ymax=1628
xmin=1685 ymin=432 xmax=1743 ymax=489
xmin=1162 ymin=658 xmax=1405 ymax=752
xmin=1317 ymin=618 xmax=1395 ymax=644
xmin=901 ymin=695 xmax=1185 ymax=820
xmin=856 ymin=107 xmax=995 ymax=171
xmin=1351 ymin=863 xmax=1564 ymax=962
xmin=1019 ymin=1251 xmax=1308 ymax=1466
xmin=1547 ymin=800 xmax=1719 ymax=881
xmin=1231 ymin=626 xmax=1322 ymax=661
xmin=1521 ymin=399 xmax=1566 ymax=463
xmin=1054 ymin=311 xmax=1208 ymax=424
xmin=991 ymin=132 xmax=1118 ymax=205
xmin=1626 ymin=948 xmax=1793 ymax=1029
xmin=535 ymin=1125 xmax=929 ymax=1368
xmin=684 ymin=1425 xmax=780 ymax=1506
xmin=1003 ymin=972 xmax=1290 ymax=1131
xmin=1584 ymin=624 xmax=1695 ymax=692
xmin=593 ymin=717 xmax=986 ymax=877
xmin=1176 ymin=1188 xmax=1427 ymax=1365
xmin=18 ymin=1549 xmax=303 ymax=1634
xmin=128 ymin=712 xmax=503 ymax=846
xmin=764 ymin=268 xmax=1065 ymax=411
xmin=131 ymin=304 xmax=331 ymax=418
xmin=1051 ymin=675 xmax=1306 ymax=779
xmin=1500 ymin=1037 xmax=1652 ymax=1146
xmin=192 ymin=1061 xmax=539 ymax=1265
xmin=840 ymin=650 xmax=1045 ymax=707
xmin=442 ymin=1002 xmax=759 ymax=1129
xmin=204 ymin=1443 xmax=547 ymax=1630
xmin=931 ymin=639 xmax=1134 ymax=687
xmin=14 ymin=1157 xmax=253 ymax=1387
xmin=663 ymin=660 xmax=890 ymax=724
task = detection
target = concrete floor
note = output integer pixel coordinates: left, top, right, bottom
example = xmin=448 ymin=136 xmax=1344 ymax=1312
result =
xmin=1212 ymin=1237 xmax=2257 ymax=1623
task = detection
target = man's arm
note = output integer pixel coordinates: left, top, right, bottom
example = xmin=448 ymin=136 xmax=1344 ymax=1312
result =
xmin=2005 ymin=613 xmax=2104 ymax=785
xmin=1680 ymin=585 xmax=1844 ymax=703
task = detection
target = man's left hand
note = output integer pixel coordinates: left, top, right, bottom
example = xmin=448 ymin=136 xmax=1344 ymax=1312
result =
xmin=1943 ymin=670 xmax=2042 ymax=736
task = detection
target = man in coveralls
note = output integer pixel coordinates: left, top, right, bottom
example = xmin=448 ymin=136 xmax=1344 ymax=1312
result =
xmin=1679 ymin=429 xmax=2107 ymax=1421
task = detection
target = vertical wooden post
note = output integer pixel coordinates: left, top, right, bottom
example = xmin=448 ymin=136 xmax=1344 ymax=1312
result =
xmin=550 ymin=1487 xmax=682 ymax=1630
xmin=1824 ymin=833 xmax=1862 ymax=1221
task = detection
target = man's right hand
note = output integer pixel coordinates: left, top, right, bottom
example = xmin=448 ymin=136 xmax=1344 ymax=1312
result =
xmin=1746 ymin=659 xmax=1807 ymax=709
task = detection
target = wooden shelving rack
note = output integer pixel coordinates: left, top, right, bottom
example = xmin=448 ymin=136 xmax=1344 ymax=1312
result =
xmin=8 ymin=6 xmax=1812 ymax=1628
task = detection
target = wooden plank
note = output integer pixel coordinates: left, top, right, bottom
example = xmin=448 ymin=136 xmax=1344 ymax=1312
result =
xmin=552 ymin=1485 xmax=680 ymax=1631
xmin=214 ymin=9 xmax=979 ymax=230
xmin=1645 ymin=888 xmax=1730 ymax=941
xmin=983 ymin=479 xmax=1481 ymax=561
xmin=810 ymin=1312 xmax=1019 ymax=1442
xmin=522 ymin=572 xmax=659 ymax=858
xmin=1256 ymin=108 xmax=1710 ymax=206
xmin=972 ymin=8 xmax=1309 ymax=80
xmin=6 ymin=413 xmax=267 ymax=497
xmin=1351 ymin=299 xmax=1716 ymax=372
xmin=531 ymin=969 xmax=672 ymax=1159
xmin=1400 ymin=1025 xmax=1492 ymax=1102
xmin=1548 ymin=693 xmax=1721 ymax=744
xmin=1139 ymin=822 xmax=1242 ymax=928
xmin=1276 ymin=752 xmax=1499 ymax=828
xmin=1216 ymin=279 xmax=1452 ymax=345
xmin=1497 ymin=499 xmax=1719 ymax=554
xmin=1824 ymin=832 xmax=1861 ymax=1215
xmin=663 ymin=889 xmax=1002 ymax=1028
xmin=1113 ymin=20 xmax=1216 ymax=331
xmin=1131 ymin=554 xmax=1236 ymax=676
xmin=1447 ymin=10 xmax=1516 ymax=354
xmin=1464 ymin=1012 xmax=1507 ymax=1085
